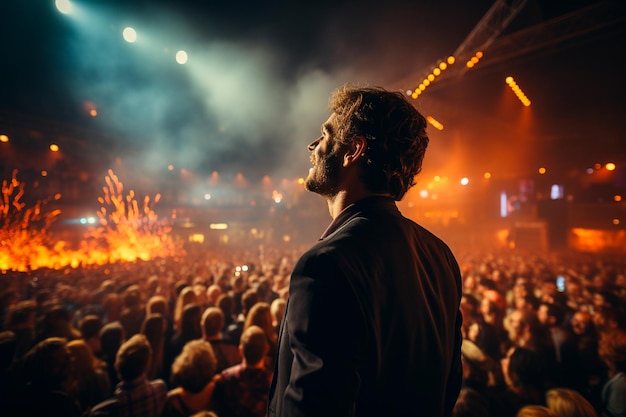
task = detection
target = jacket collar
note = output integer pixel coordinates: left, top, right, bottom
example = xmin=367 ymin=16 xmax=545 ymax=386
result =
xmin=319 ymin=195 xmax=396 ymax=240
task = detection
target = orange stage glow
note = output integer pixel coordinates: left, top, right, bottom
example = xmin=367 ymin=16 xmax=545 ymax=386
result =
xmin=1 ymin=169 xmax=184 ymax=272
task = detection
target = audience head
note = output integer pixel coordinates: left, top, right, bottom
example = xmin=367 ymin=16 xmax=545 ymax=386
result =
xmin=202 ymin=307 xmax=225 ymax=339
xmin=5 ymin=300 xmax=36 ymax=329
xmin=451 ymin=387 xmax=489 ymax=417
xmin=122 ymin=285 xmax=142 ymax=309
xmin=598 ymin=328 xmax=626 ymax=374
xmin=180 ymin=303 xmax=203 ymax=340
xmin=503 ymin=347 xmax=543 ymax=389
xmin=217 ymin=294 xmax=235 ymax=321
xmin=170 ymin=340 xmax=217 ymax=393
xmin=24 ymin=337 xmax=72 ymax=389
xmin=146 ymin=295 xmax=169 ymax=318
xmin=270 ymin=298 xmax=286 ymax=328
xmin=241 ymin=289 xmax=260 ymax=316
xmin=175 ymin=286 xmax=198 ymax=325
xmin=545 ymin=387 xmax=598 ymax=417
xmin=240 ymin=325 xmax=269 ymax=366
xmin=100 ymin=321 xmax=124 ymax=361
xmin=206 ymin=285 xmax=222 ymax=306
xmin=244 ymin=302 xmax=273 ymax=337
xmin=517 ymin=405 xmax=557 ymax=417
xmin=570 ymin=310 xmax=593 ymax=336
xmin=537 ymin=302 xmax=566 ymax=327
xmin=115 ymin=334 xmax=152 ymax=382
xmin=79 ymin=314 xmax=103 ymax=353
xmin=0 ymin=331 xmax=16 ymax=370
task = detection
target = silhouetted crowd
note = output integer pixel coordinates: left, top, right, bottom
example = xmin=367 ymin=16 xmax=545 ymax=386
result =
xmin=1 ymin=246 xmax=625 ymax=417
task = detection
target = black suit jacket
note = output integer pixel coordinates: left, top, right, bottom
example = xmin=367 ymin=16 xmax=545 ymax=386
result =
xmin=268 ymin=196 xmax=463 ymax=417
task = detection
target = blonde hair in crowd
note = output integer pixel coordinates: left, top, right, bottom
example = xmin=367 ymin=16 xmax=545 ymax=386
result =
xmin=546 ymin=388 xmax=598 ymax=417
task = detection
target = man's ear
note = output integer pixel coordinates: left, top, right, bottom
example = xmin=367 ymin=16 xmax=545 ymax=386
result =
xmin=343 ymin=135 xmax=367 ymax=167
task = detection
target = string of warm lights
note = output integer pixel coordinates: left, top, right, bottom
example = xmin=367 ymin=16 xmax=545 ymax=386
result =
xmin=465 ymin=51 xmax=483 ymax=68
xmin=426 ymin=116 xmax=444 ymax=131
xmin=407 ymin=56 xmax=456 ymax=99
xmin=505 ymin=76 xmax=531 ymax=106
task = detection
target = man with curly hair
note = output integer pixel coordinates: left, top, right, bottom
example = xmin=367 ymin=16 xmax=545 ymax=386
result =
xmin=268 ymin=85 xmax=463 ymax=417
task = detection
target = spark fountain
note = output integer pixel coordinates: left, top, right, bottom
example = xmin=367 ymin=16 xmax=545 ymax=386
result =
xmin=1 ymin=169 xmax=184 ymax=272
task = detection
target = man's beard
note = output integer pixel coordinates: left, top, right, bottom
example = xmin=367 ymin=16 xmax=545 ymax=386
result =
xmin=305 ymin=151 xmax=342 ymax=198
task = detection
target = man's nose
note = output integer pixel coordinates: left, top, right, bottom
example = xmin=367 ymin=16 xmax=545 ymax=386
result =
xmin=307 ymin=137 xmax=321 ymax=151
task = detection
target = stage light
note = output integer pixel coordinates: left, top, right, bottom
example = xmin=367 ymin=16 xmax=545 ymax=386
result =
xmin=460 ymin=177 xmax=469 ymax=186
xmin=538 ymin=167 xmax=546 ymax=174
xmin=447 ymin=56 xmax=455 ymax=65
xmin=439 ymin=62 xmax=447 ymax=70
xmin=505 ymin=76 xmax=532 ymax=107
xmin=0 ymin=134 xmax=8 ymax=143
xmin=606 ymin=162 xmax=616 ymax=171
xmin=55 ymin=0 xmax=72 ymax=14
xmin=50 ymin=144 xmax=60 ymax=152
xmin=466 ymin=51 xmax=483 ymax=69
xmin=433 ymin=68 xmax=441 ymax=76
xmin=176 ymin=50 xmax=188 ymax=64
xmin=123 ymin=27 xmax=137 ymax=43
xmin=426 ymin=116 xmax=444 ymax=130
xmin=483 ymin=172 xmax=491 ymax=179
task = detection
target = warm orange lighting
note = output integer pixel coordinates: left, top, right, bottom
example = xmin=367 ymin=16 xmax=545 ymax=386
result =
xmin=41 ymin=170 xmax=48 ymax=177
xmin=427 ymin=74 xmax=435 ymax=82
xmin=423 ymin=79 xmax=430 ymax=86
xmin=439 ymin=62 xmax=447 ymax=70
xmin=466 ymin=61 xmax=475 ymax=68
xmin=594 ymin=163 xmax=602 ymax=170
xmin=433 ymin=68 xmax=441 ymax=76
xmin=411 ymin=92 xmax=418 ymax=99
xmin=476 ymin=51 xmax=483 ymax=59
xmin=615 ymin=195 xmax=623 ymax=202
xmin=426 ymin=116 xmax=444 ymax=130
xmin=434 ymin=176 xmax=441 ymax=182
xmin=0 ymin=134 xmax=8 ymax=143
xmin=50 ymin=144 xmax=59 ymax=152
xmin=418 ymin=84 xmax=426 ymax=91
xmin=613 ymin=219 xmax=621 ymax=225
xmin=470 ymin=57 xmax=479 ymax=64
xmin=168 ymin=164 xmax=174 ymax=171
xmin=90 ymin=109 xmax=98 ymax=117
xmin=447 ymin=56 xmax=455 ymax=65
xmin=538 ymin=167 xmax=546 ymax=174
xmin=483 ymin=172 xmax=491 ymax=179
xmin=606 ymin=162 xmax=616 ymax=171
xmin=297 ymin=178 xmax=305 ymax=185
xmin=505 ymin=77 xmax=531 ymax=106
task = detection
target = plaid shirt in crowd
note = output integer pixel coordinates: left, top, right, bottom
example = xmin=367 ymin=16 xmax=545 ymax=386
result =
xmin=89 ymin=376 xmax=167 ymax=417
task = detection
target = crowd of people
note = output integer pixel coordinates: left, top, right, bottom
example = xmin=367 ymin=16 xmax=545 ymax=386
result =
xmin=0 ymin=245 xmax=625 ymax=417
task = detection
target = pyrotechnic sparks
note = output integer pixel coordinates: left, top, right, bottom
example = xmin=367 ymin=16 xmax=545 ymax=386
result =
xmin=1 ymin=170 xmax=62 ymax=272
xmin=1 ymin=169 xmax=184 ymax=272
xmin=84 ymin=169 xmax=181 ymax=264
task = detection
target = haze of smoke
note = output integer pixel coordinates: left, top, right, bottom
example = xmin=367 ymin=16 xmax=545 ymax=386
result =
xmin=64 ymin=5 xmax=363 ymax=183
